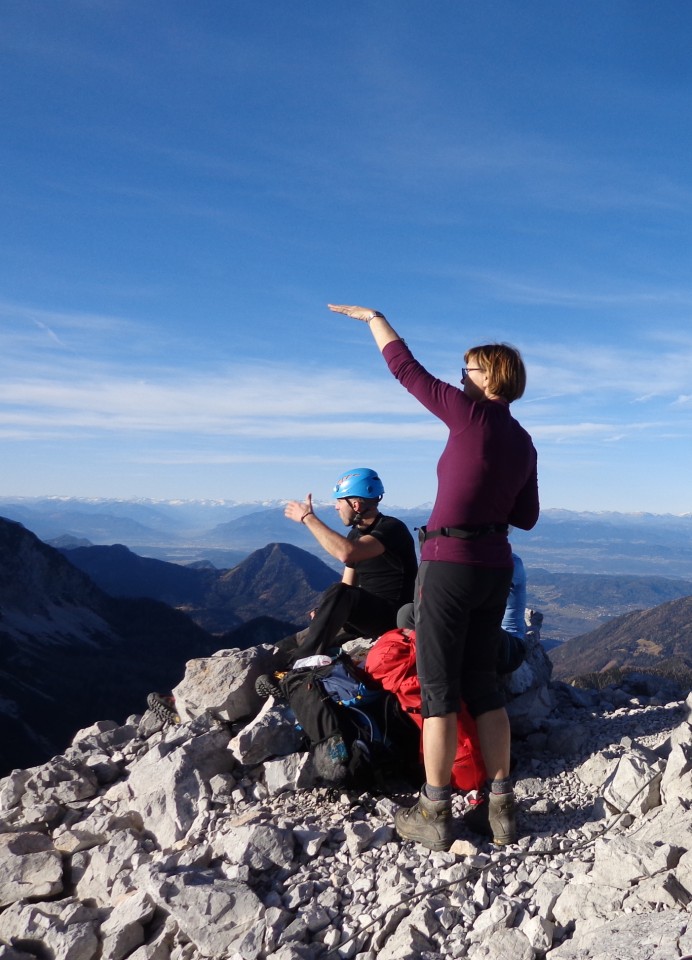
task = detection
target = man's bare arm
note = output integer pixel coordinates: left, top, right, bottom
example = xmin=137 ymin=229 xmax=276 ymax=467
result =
xmin=285 ymin=494 xmax=384 ymax=565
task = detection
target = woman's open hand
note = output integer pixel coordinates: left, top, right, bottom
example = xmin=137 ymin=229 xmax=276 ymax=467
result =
xmin=328 ymin=303 xmax=399 ymax=352
xmin=327 ymin=304 xmax=382 ymax=323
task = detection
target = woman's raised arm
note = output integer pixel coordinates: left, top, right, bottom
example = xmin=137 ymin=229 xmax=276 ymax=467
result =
xmin=327 ymin=303 xmax=401 ymax=354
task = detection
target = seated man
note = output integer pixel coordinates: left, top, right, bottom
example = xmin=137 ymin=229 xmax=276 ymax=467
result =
xmin=270 ymin=467 xmax=418 ymax=669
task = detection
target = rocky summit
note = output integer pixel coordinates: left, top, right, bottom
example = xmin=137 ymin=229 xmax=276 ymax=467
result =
xmin=1 ymin=626 xmax=691 ymax=960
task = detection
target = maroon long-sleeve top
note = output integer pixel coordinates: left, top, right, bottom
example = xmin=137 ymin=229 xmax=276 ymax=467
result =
xmin=383 ymin=339 xmax=539 ymax=567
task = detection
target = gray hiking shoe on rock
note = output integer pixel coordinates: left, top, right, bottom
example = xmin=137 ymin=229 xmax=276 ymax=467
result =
xmin=395 ymin=791 xmax=453 ymax=852
xmin=255 ymin=674 xmax=283 ymax=700
xmin=146 ymin=692 xmax=180 ymax=726
xmin=464 ymin=791 xmax=516 ymax=845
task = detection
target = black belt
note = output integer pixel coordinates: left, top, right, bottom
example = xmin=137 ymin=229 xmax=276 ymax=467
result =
xmin=416 ymin=523 xmax=508 ymax=545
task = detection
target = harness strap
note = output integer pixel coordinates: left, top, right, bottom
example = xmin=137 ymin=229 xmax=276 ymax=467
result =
xmin=416 ymin=523 xmax=508 ymax=545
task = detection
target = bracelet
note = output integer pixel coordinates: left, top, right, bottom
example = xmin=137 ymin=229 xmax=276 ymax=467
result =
xmin=367 ymin=311 xmax=384 ymax=323
xmin=301 ymin=510 xmax=314 ymax=523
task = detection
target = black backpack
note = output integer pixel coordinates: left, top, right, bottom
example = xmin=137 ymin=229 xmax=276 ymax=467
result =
xmin=279 ymin=654 xmax=422 ymax=790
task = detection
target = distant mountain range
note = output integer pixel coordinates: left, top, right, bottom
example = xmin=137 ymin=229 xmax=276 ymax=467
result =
xmin=55 ymin=541 xmax=691 ymax=643
xmin=2 ymin=496 xmax=692 ymax=643
xmin=1 ymin=496 xmax=691 ymax=578
xmin=1 ymin=505 xmax=691 ymax=775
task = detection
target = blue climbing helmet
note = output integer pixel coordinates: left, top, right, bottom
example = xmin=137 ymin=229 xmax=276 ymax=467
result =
xmin=333 ymin=467 xmax=384 ymax=501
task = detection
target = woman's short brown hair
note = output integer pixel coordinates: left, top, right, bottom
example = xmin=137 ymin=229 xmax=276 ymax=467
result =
xmin=465 ymin=343 xmax=526 ymax=402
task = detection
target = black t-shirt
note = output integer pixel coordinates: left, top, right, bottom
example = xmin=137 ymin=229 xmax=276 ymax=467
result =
xmin=346 ymin=513 xmax=418 ymax=609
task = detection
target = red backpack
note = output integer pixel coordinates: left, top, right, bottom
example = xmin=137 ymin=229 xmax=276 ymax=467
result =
xmin=364 ymin=628 xmax=487 ymax=792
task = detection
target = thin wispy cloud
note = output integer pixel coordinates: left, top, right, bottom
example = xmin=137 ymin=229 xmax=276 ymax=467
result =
xmin=0 ymin=350 xmax=685 ymax=453
xmin=469 ymin=274 xmax=692 ymax=310
xmin=0 ymin=301 xmax=137 ymax=336
xmin=2 ymin=300 xmax=691 ymax=452
xmin=32 ymin=318 xmax=67 ymax=348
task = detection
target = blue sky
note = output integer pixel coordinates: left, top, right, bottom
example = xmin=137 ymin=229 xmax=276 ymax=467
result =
xmin=1 ymin=1 xmax=691 ymax=514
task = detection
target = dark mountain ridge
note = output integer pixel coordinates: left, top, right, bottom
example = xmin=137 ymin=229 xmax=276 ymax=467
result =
xmin=59 ymin=540 xmax=338 ymax=634
xmin=0 ymin=519 xmax=336 ymax=774
xmin=205 ymin=542 xmax=338 ymax=626
xmin=549 ymin=594 xmax=692 ymax=682
xmin=0 ymin=518 xmax=218 ymax=774
xmin=57 ymin=538 xmax=691 ymax=642
xmin=526 ymin=568 xmax=692 ymax=640
xmin=59 ymin=543 xmax=219 ymax=608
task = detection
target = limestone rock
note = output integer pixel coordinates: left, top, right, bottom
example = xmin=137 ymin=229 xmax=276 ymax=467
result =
xmin=0 ymin=899 xmax=100 ymax=960
xmin=263 ymin=751 xmax=314 ymax=795
xmin=213 ymin=820 xmax=295 ymax=870
xmin=602 ymin=752 xmax=662 ymax=815
xmin=172 ymin=644 xmax=278 ymax=722
xmin=591 ymin=835 xmax=681 ymax=888
xmin=659 ymin=720 xmax=692 ymax=805
xmin=136 ymin=863 xmax=265 ymax=958
xmin=0 ymin=831 xmax=63 ymax=907
xmin=104 ymin=720 xmax=232 ymax=850
xmin=100 ymin=889 xmax=156 ymax=960
xmin=546 ymin=909 xmax=692 ymax=959
xmin=229 ymin=699 xmax=303 ymax=765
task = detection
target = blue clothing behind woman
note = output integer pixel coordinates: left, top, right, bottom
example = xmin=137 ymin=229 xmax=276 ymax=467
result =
xmin=501 ymin=553 xmax=527 ymax=640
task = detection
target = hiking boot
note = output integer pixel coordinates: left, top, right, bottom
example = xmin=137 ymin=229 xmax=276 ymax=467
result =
xmin=255 ymin=674 xmax=283 ymax=700
xmin=464 ymin=791 xmax=516 ymax=845
xmin=488 ymin=791 xmax=517 ymax=844
xmin=394 ymin=791 xmax=453 ymax=852
xmin=146 ymin=692 xmax=180 ymax=726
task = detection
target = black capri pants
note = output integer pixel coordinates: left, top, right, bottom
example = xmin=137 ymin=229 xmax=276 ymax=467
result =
xmin=275 ymin=581 xmax=398 ymax=667
xmin=415 ymin=560 xmax=513 ymax=719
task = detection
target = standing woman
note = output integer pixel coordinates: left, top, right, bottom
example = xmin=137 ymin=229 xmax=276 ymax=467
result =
xmin=328 ymin=303 xmax=539 ymax=851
